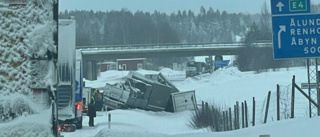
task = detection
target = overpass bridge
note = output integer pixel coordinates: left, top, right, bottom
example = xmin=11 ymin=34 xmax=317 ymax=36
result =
xmin=78 ymin=41 xmax=272 ymax=80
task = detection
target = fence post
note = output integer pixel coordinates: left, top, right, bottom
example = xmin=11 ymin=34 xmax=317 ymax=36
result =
xmin=108 ymin=113 xmax=111 ymax=129
xmin=223 ymin=111 xmax=226 ymax=131
xmin=202 ymin=101 xmax=205 ymax=117
xmin=244 ymin=100 xmax=248 ymax=128
xmin=291 ymin=75 xmax=295 ymax=119
xmin=252 ymin=97 xmax=255 ymax=126
xmin=236 ymin=101 xmax=240 ymax=129
xmin=205 ymin=102 xmax=209 ymax=126
xmin=234 ymin=105 xmax=237 ymax=129
xmin=241 ymin=102 xmax=244 ymax=128
xmin=264 ymin=91 xmax=271 ymax=124
xmin=277 ymin=84 xmax=280 ymax=121
xmin=229 ymin=107 xmax=232 ymax=130
xmin=225 ymin=111 xmax=229 ymax=131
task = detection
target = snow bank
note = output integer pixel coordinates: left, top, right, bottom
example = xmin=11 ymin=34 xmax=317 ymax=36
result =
xmin=160 ymin=68 xmax=186 ymax=81
xmin=0 ymin=108 xmax=53 ymax=137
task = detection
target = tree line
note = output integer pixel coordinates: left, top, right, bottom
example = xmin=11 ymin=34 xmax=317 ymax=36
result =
xmin=59 ymin=6 xmax=258 ymax=46
xmin=59 ymin=3 xmax=320 ymax=71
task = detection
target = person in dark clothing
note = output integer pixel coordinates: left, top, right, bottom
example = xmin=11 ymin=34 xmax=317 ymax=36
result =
xmin=88 ymin=101 xmax=96 ymax=126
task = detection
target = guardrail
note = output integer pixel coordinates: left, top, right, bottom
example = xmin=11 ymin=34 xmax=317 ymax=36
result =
xmin=77 ymin=41 xmax=273 ymax=51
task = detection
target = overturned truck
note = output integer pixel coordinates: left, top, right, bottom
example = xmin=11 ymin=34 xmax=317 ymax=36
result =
xmin=103 ymin=72 xmax=197 ymax=112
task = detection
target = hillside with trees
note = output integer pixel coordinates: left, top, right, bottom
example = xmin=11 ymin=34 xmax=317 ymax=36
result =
xmin=59 ymin=6 xmax=256 ymax=46
xmin=59 ymin=3 xmax=320 ymax=71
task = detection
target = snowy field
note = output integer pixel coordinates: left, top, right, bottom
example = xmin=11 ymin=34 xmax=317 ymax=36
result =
xmin=61 ymin=66 xmax=320 ymax=137
xmin=1 ymin=66 xmax=319 ymax=137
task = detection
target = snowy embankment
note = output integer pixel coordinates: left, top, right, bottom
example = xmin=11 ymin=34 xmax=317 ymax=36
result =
xmin=70 ymin=66 xmax=319 ymax=137
xmin=174 ymin=67 xmax=307 ymax=106
xmin=63 ymin=109 xmax=320 ymax=137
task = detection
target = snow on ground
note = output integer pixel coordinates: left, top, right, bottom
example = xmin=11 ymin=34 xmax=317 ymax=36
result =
xmin=0 ymin=107 xmax=54 ymax=137
xmin=174 ymin=67 xmax=306 ymax=106
xmin=0 ymin=66 xmax=316 ymax=137
xmin=65 ymin=66 xmax=319 ymax=137
xmin=63 ymin=110 xmax=320 ymax=137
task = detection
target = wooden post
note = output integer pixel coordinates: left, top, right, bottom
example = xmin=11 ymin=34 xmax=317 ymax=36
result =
xmin=201 ymin=101 xmax=205 ymax=124
xmin=202 ymin=101 xmax=205 ymax=117
xmin=234 ymin=105 xmax=237 ymax=129
xmin=205 ymin=102 xmax=209 ymax=126
xmin=277 ymin=84 xmax=280 ymax=121
xmin=108 ymin=113 xmax=111 ymax=129
xmin=264 ymin=91 xmax=271 ymax=124
xmin=223 ymin=111 xmax=226 ymax=131
xmin=229 ymin=107 xmax=232 ymax=130
xmin=225 ymin=111 xmax=229 ymax=131
xmin=252 ymin=97 xmax=255 ymax=126
xmin=244 ymin=100 xmax=248 ymax=128
xmin=241 ymin=102 xmax=244 ymax=128
xmin=236 ymin=101 xmax=240 ymax=129
xmin=291 ymin=75 xmax=295 ymax=119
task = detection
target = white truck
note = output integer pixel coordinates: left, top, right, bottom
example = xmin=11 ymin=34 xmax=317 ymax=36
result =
xmin=57 ymin=18 xmax=83 ymax=130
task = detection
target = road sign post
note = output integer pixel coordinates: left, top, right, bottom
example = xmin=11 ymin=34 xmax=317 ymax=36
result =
xmin=271 ymin=0 xmax=320 ymax=117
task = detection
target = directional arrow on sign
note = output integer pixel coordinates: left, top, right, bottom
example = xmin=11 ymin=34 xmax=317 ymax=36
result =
xmin=276 ymin=2 xmax=284 ymax=12
xmin=277 ymin=25 xmax=286 ymax=49
xmin=271 ymin=0 xmax=310 ymax=15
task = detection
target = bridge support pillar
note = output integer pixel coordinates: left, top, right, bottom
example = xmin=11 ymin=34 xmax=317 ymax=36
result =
xmin=208 ymin=55 xmax=213 ymax=73
xmin=84 ymin=60 xmax=98 ymax=80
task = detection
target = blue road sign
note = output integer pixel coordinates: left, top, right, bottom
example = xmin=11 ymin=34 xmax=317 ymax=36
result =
xmin=272 ymin=14 xmax=320 ymax=59
xmin=271 ymin=0 xmax=310 ymax=15
xmin=215 ymin=60 xmax=230 ymax=67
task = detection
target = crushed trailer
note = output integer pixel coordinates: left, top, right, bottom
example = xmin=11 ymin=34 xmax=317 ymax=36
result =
xmin=102 ymin=71 xmax=197 ymax=112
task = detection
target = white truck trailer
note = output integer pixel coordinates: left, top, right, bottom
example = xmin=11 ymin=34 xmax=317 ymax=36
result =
xmin=57 ymin=18 xmax=83 ymax=130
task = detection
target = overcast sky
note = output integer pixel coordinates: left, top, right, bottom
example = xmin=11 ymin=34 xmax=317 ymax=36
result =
xmin=59 ymin=0 xmax=320 ymax=15
xmin=59 ymin=0 xmax=269 ymax=14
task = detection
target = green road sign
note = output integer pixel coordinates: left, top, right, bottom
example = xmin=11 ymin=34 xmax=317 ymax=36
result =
xmin=290 ymin=0 xmax=307 ymax=11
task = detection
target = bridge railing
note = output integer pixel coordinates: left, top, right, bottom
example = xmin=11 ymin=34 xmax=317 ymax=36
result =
xmin=77 ymin=41 xmax=272 ymax=51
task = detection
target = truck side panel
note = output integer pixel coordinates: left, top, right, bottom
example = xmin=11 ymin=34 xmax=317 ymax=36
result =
xmin=58 ymin=18 xmax=83 ymax=129
xmin=58 ymin=19 xmax=76 ymax=120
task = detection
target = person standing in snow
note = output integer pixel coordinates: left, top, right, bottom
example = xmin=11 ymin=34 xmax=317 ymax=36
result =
xmin=88 ymin=100 xmax=96 ymax=126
